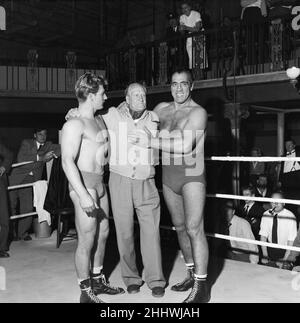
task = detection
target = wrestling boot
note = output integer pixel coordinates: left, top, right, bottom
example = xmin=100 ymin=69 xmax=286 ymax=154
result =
xmin=171 ymin=268 xmax=194 ymax=292
xmin=91 ymin=272 xmax=125 ymax=295
xmin=79 ymin=278 xmax=105 ymax=303
xmin=182 ymin=279 xmax=210 ymax=303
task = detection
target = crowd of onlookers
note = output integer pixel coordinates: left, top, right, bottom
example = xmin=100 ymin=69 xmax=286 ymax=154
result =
xmin=162 ymin=0 xmax=298 ymax=82
xmin=217 ymin=138 xmax=300 ymax=270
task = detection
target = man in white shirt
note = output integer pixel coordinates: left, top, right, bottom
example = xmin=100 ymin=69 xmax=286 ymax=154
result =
xmin=259 ymin=191 xmax=297 ymax=267
xmin=225 ymin=200 xmax=259 ymax=264
xmin=179 ymin=1 xmax=203 ymax=69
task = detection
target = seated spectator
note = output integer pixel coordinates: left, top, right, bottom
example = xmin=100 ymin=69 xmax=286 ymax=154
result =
xmin=9 ymin=129 xmax=60 ymax=241
xmin=260 ymin=191 xmax=297 ymax=267
xmin=0 ymin=141 xmax=13 ymax=258
xmin=179 ymin=1 xmax=208 ymax=71
xmin=224 ymin=200 xmax=259 ymax=264
xmin=249 ymin=147 xmax=265 ymax=187
xmin=238 ymin=185 xmax=265 ymax=239
xmin=279 ymin=138 xmax=300 ymax=220
xmin=255 ymin=173 xmax=272 ymax=210
xmin=255 ymin=173 xmax=272 ymax=198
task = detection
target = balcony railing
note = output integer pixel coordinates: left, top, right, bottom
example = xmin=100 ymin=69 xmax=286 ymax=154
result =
xmin=0 ymin=66 xmax=105 ymax=95
xmin=105 ymin=17 xmax=300 ymax=91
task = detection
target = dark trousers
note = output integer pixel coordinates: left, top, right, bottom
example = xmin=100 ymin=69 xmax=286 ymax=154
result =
xmin=9 ymin=175 xmax=34 ymax=238
xmin=0 ymin=177 xmax=10 ymax=251
xmin=241 ymin=7 xmax=266 ymax=67
xmin=267 ymin=247 xmax=286 ymax=261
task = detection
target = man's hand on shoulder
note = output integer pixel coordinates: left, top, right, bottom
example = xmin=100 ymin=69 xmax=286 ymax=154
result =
xmin=153 ymin=102 xmax=169 ymax=115
xmin=65 ymin=108 xmax=80 ymax=120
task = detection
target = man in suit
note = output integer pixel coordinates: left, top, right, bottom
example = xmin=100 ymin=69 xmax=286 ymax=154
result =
xmin=238 ymin=185 xmax=265 ymax=239
xmin=254 ymin=173 xmax=272 ymax=210
xmin=0 ymin=141 xmax=13 ymax=257
xmin=9 ymin=129 xmax=60 ymax=240
xmin=255 ymin=174 xmax=272 ymax=198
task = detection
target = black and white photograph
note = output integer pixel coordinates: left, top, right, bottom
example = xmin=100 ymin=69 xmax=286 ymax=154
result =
xmin=0 ymin=0 xmax=300 ymax=306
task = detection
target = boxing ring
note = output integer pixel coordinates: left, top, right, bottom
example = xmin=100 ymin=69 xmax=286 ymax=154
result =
xmin=3 ymin=155 xmax=300 ymax=302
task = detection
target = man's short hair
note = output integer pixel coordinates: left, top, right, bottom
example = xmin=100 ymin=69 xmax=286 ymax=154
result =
xmin=285 ymin=138 xmax=295 ymax=145
xmin=181 ymin=1 xmax=192 ymax=7
xmin=124 ymin=82 xmax=147 ymax=97
xmin=75 ymin=72 xmax=106 ymax=102
xmin=241 ymin=185 xmax=255 ymax=195
xmin=33 ymin=128 xmax=46 ymax=134
xmin=171 ymin=68 xmax=194 ymax=83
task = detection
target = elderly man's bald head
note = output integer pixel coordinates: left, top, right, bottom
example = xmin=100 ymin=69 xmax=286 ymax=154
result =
xmin=124 ymin=83 xmax=147 ymax=97
xmin=125 ymin=82 xmax=147 ymax=113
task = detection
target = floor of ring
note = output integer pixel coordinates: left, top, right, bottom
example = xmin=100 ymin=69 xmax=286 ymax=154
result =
xmin=0 ymin=229 xmax=299 ymax=303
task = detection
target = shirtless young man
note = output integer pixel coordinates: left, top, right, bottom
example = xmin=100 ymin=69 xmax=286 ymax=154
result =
xmin=61 ymin=73 xmax=124 ymax=303
xmin=129 ymin=69 xmax=210 ymax=303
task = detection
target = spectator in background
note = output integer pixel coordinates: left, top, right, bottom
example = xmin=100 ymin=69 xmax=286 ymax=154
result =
xmin=249 ymin=147 xmax=265 ymax=187
xmin=238 ymin=185 xmax=265 ymax=239
xmin=224 ymin=200 xmax=259 ymax=264
xmin=9 ymin=129 xmax=60 ymax=241
xmin=254 ymin=173 xmax=272 ymax=210
xmin=179 ymin=1 xmax=208 ymax=71
xmin=260 ymin=191 xmax=297 ymax=267
xmin=267 ymin=0 xmax=296 ymax=20
xmin=267 ymin=0 xmax=296 ymax=68
xmin=240 ymin=0 xmax=268 ymax=69
xmin=255 ymin=174 xmax=272 ymax=198
xmin=165 ymin=13 xmax=182 ymax=82
xmin=0 ymin=142 xmax=13 ymax=258
xmin=278 ymin=138 xmax=300 ymax=220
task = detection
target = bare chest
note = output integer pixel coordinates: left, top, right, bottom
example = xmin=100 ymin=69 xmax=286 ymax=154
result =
xmin=158 ymin=109 xmax=189 ymax=132
xmin=82 ymin=118 xmax=109 ymax=146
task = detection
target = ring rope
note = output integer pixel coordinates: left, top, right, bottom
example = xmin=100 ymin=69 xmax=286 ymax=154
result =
xmin=7 ymin=183 xmax=34 ymax=191
xmin=206 ymin=156 xmax=300 ymax=162
xmin=207 ymin=193 xmax=300 ymax=206
xmin=127 ymin=221 xmax=300 ymax=252
xmin=10 ymin=212 xmax=38 ymax=220
xmin=11 ymin=161 xmax=34 ymax=168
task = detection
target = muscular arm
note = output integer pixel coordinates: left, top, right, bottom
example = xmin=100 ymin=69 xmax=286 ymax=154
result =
xmin=61 ymin=119 xmax=89 ymax=198
xmin=151 ymin=106 xmax=207 ymax=154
